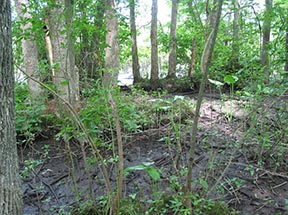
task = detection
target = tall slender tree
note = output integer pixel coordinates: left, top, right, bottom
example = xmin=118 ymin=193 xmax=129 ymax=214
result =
xmin=284 ymin=16 xmax=288 ymax=78
xmin=188 ymin=36 xmax=197 ymax=77
xmin=150 ymin=0 xmax=159 ymax=87
xmin=260 ymin=0 xmax=273 ymax=75
xmin=129 ymin=0 xmax=142 ymax=84
xmin=167 ymin=0 xmax=179 ymax=78
xmin=0 ymin=0 xmax=23 ymax=214
xmin=15 ymin=0 xmax=43 ymax=99
xmin=103 ymin=0 xmax=120 ymax=87
xmin=185 ymin=0 xmax=224 ymax=209
xmin=230 ymin=0 xmax=240 ymax=67
xmin=47 ymin=0 xmax=80 ymax=111
xmin=187 ymin=1 xmax=202 ymax=77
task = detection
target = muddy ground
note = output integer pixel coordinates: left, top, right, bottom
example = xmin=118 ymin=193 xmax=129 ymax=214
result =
xmin=20 ymin=93 xmax=288 ymax=215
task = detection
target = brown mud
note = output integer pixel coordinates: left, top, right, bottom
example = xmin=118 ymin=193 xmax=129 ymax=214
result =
xmin=20 ymin=94 xmax=288 ymax=215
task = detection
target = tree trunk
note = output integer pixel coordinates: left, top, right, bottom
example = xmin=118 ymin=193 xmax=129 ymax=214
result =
xmin=260 ymin=0 xmax=273 ymax=75
xmin=14 ymin=0 xmax=43 ymax=99
xmin=188 ymin=36 xmax=197 ymax=77
xmin=185 ymin=0 xmax=223 ymax=208
xmin=150 ymin=0 xmax=159 ymax=87
xmin=284 ymin=18 xmax=288 ymax=79
xmin=231 ymin=0 xmax=240 ymax=66
xmin=129 ymin=0 xmax=142 ymax=84
xmin=103 ymin=0 xmax=120 ymax=88
xmin=47 ymin=0 xmax=80 ymax=111
xmin=167 ymin=0 xmax=178 ymax=78
xmin=0 ymin=1 xmax=23 ymax=214
xmin=93 ymin=0 xmax=105 ymax=78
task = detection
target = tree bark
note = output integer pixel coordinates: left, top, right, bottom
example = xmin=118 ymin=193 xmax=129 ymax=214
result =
xmin=284 ymin=17 xmax=288 ymax=78
xmin=188 ymin=36 xmax=197 ymax=77
xmin=260 ymin=0 xmax=273 ymax=75
xmin=150 ymin=0 xmax=159 ymax=87
xmin=47 ymin=0 xmax=80 ymax=111
xmin=14 ymin=0 xmax=43 ymax=99
xmin=231 ymin=0 xmax=240 ymax=66
xmin=0 ymin=1 xmax=23 ymax=214
xmin=129 ymin=0 xmax=142 ymax=84
xmin=103 ymin=0 xmax=120 ymax=88
xmin=167 ymin=0 xmax=178 ymax=78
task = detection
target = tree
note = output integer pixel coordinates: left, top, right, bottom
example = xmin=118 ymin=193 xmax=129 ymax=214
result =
xmin=129 ymin=0 xmax=142 ymax=84
xmin=185 ymin=0 xmax=224 ymax=208
xmin=103 ymin=0 xmax=120 ymax=87
xmin=150 ymin=0 xmax=159 ymax=87
xmin=46 ymin=0 xmax=80 ymax=111
xmin=15 ymin=0 xmax=43 ymax=99
xmin=285 ymin=16 xmax=288 ymax=78
xmin=167 ymin=0 xmax=179 ymax=78
xmin=186 ymin=1 xmax=203 ymax=77
xmin=188 ymin=36 xmax=197 ymax=77
xmin=0 ymin=0 xmax=23 ymax=214
xmin=260 ymin=0 xmax=273 ymax=75
xmin=230 ymin=0 xmax=240 ymax=67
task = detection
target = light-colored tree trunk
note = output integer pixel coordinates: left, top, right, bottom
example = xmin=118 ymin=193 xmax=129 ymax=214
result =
xmin=0 ymin=1 xmax=23 ymax=214
xmin=47 ymin=0 xmax=80 ymax=111
xmin=103 ymin=0 xmax=120 ymax=88
xmin=260 ymin=0 xmax=273 ymax=75
xmin=14 ymin=0 xmax=42 ymax=99
xmin=231 ymin=0 xmax=240 ymax=66
xmin=129 ymin=0 xmax=142 ymax=84
xmin=150 ymin=0 xmax=159 ymax=87
xmin=167 ymin=0 xmax=178 ymax=78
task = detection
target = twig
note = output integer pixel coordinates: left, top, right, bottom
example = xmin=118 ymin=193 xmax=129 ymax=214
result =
xmin=31 ymin=169 xmax=60 ymax=205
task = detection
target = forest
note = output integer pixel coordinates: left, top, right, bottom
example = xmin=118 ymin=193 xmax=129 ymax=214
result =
xmin=0 ymin=0 xmax=287 ymax=214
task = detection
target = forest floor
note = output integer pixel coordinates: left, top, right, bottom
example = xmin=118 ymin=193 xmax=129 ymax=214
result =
xmin=20 ymin=92 xmax=288 ymax=215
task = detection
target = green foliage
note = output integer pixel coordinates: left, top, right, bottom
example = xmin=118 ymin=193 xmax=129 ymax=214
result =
xmin=56 ymin=87 xmax=196 ymax=143
xmin=124 ymin=162 xmax=161 ymax=181
xmin=70 ymin=192 xmax=236 ymax=215
xmin=119 ymin=14 xmax=132 ymax=63
xmin=15 ymin=83 xmax=45 ymax=143
xmin=20 ymin=158 xmax=42 ymax=179
xmin=79 ymin=87 xmax=141 ymax=137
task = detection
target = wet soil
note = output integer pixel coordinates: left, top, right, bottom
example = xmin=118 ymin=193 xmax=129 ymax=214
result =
xmin=20 ymin=94 xmax=288 ymax=215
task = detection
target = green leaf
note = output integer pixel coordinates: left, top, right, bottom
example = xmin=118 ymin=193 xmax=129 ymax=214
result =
xmin=208 ymin=79 xmax=224 ymax=87
xmin=52 ymin=63 xmax=60 ymax=69
xmin=146 ymin=167 xmax=161 ymax=181
xmin=173 ymin=95 xmax=185 ymax=101
xmin=60 ymin=80 xmax=69 ymax=86
xmin=124 ymin=162 xmax=159 ymax=180
xmin=199 ymin=178 xmax=209 ymax=191
xmin=124 ymin=163 xmax=147 ymax=176
xmin=224 ymin=75 xmax=238 ymax=84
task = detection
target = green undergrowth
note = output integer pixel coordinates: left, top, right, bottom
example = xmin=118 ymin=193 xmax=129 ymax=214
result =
xmin=15 ymin=83 xmax=196 ymax=144
xmin=57 ymin=86 xmax=196 ymax=142
xmin=15 ymin=83 xmax=45 ymax=143
xmin=70 ymin=193 xmax=236 ymax=215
